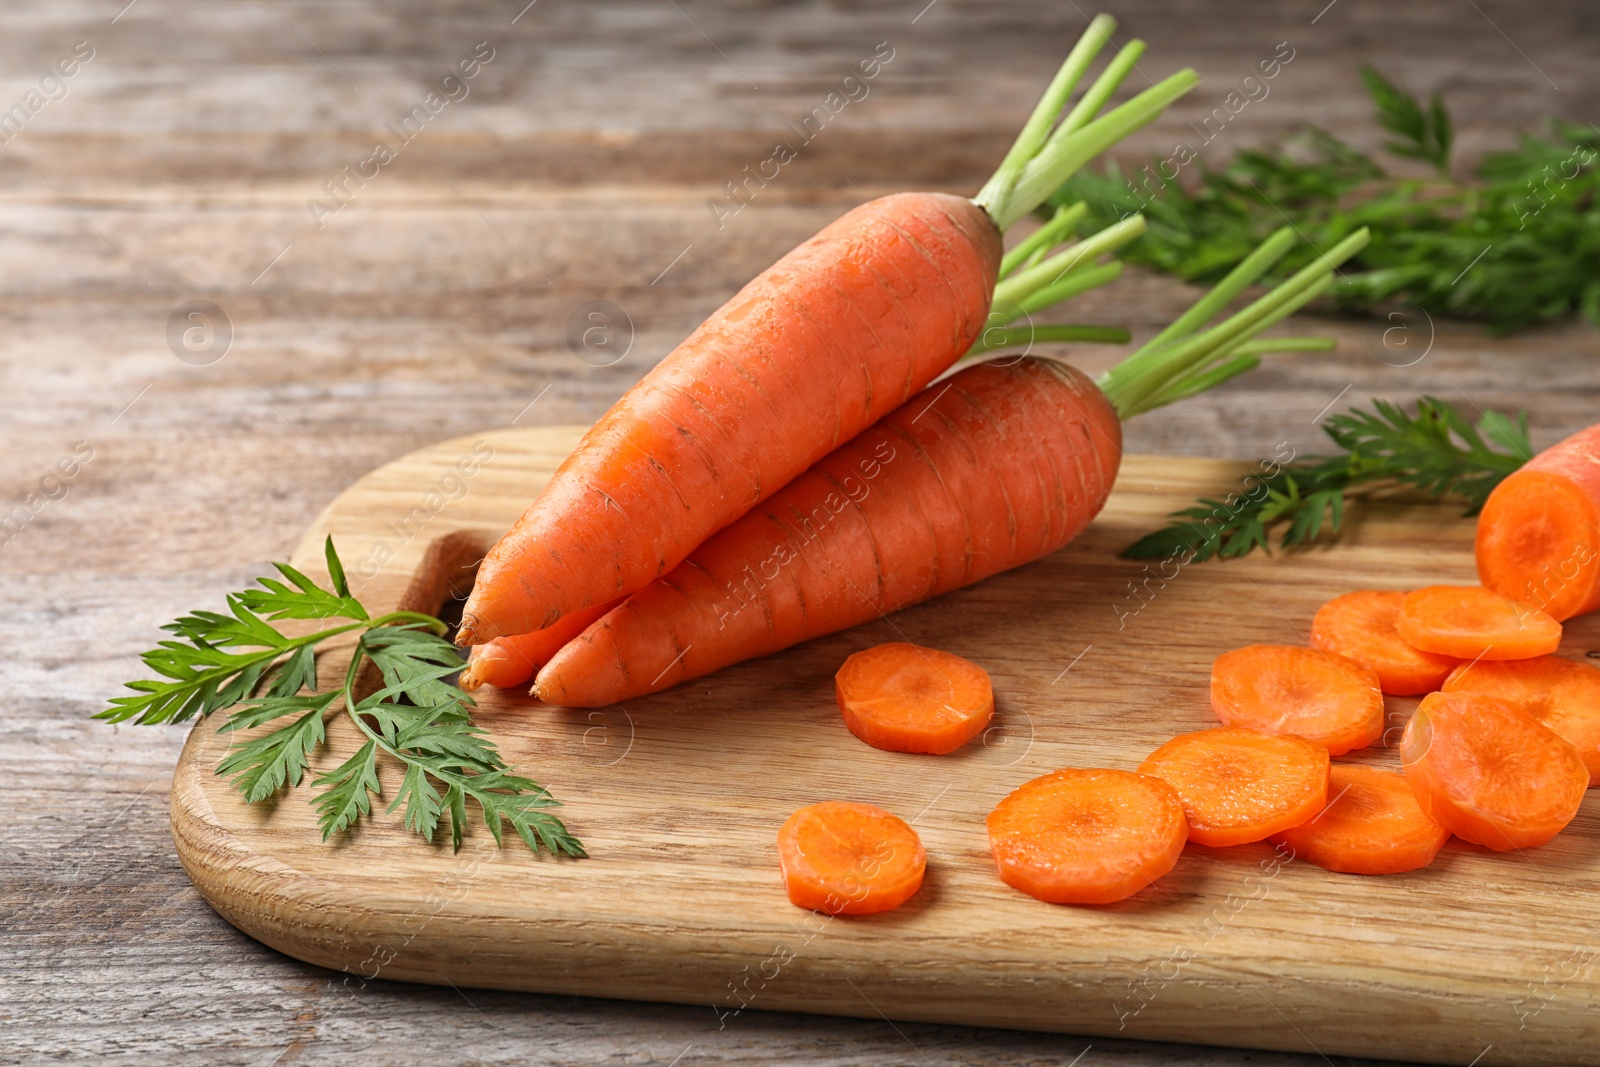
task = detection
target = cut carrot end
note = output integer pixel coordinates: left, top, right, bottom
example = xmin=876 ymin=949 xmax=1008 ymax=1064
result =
xmin=1311 ymin=590 xmax=1461 ymax=695
xmin=986 ymin=768 xmax=1187 ymax=905
xmin=835 ymin=643 xmax=994 ymax=755
xmin=1401 ymin=691 xmax=1588 ymax=851
xmin=1442 ymin=655 xmax=1600 ymax=786
xmin=1210 ymin=643 xmax=1385 ymax=756
xmin=1396 ymin=585 xmax=1562 ymax=662
xmin=1138 ymin=727 xmax=1330 ymax=848
xmin=1270 ymin=765 xmax=1450 ymax=875
xmin=776 ymin=801 xmax=927 ymax=915
xmin=1477 ymin=469 xmax=1600 ymax=623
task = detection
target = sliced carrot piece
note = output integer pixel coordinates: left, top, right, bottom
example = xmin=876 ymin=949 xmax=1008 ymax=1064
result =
xmin=985 ymin=769 xmax=1187 ymax=904
xmin=1210 ymin=643 xmax=1385 ymax=756
xmin=1443 ymin=655 xmax=1600 ymax=785
xmin=1138 ymin=727 xmax=1329 ymax=847
xmin=776 ymin=801 xmax=926 ymax=915
xmin=1401 ymin=690 xmax=1588 ymax=850
xmin=835 ymin=643 xmax=994 ymax=755
xmin=1311 ymin=590 xmax=1460 ymax=695
xmin=1270 ymin=765 xmax=1450 ymax=874
xmin=1396 ymin=585 xmax=1561 ymax=661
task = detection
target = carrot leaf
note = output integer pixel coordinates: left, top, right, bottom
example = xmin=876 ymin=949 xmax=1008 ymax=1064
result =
xmin=99 ymin=540 xmax=585 ymax=857
xmin=1124 ymin=396 xmax=1530 ymax=561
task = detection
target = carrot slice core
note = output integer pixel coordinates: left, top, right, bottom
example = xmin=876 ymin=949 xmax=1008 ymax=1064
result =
xmin=1270 ymin=765 xmax=1450 ymax=874
xmin=986 ymin=768 xmax=1187 ymax=904
xmin=835 ymin=643 xmax=994 ymax=755
xmin=1396 ymin=585 xmax=1562 ymax=661
xmin=777 ymin=801 xmax=927 ymax=915
xmin=1443 ymin=655 xmax=1600 ymax=785
xmin=1210 ymin=643 xmax=1384 ymax=755
xmin=1311 ymin=590 xmax=1460 ymax=695
xmin=1400 ymin=690 xmax=1588 ymax=850
xmin=1138 ymin=727 xmax=1330 ymax=847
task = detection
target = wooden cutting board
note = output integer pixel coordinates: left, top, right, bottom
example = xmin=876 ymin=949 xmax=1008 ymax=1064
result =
xmin=170 ymin=426 xmax=1600 ymax=1066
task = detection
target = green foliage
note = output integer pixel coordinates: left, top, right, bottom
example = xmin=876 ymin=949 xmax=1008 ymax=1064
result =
xmin=1124 ymin=397 xmax=1532 ymax=561
xmin=102 ymin=537 xmax=585 ymax=858
xmin=1051 ymin=68 xmax=1600 ymax=333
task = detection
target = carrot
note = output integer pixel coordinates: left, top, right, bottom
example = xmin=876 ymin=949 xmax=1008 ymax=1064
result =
xmin=1401 ymin=690 xmax=1588 ymax=850
xmin=986 ymin=768 xmax=1187 ymax=904
xmin=457 ymin=19 xmax=1201 ymax=646
xmin=1269 ymin=765 xmax=1450 ymax=875
xmin=1396 ymin=584 xmax=1562 ymax=661
xmin=1442 ymin=655 xmax=1600 ymax=784
xmin=835 ymin=643 xmax=993 ymax=755
xmin=458 ymin=600 xmax=618 ymax=691
xmin=1310 ymin=589 xmax=1460 ymax=696
xmin=776 ymin=801 xmax=926 ymax=915
xmin=1477 ymin=422 xmax=1600 ymax=621
xmin=533 ymin=228 xmax=1372 ymax=707
xmin=1210 ymin=643 xmax=1385 ymax=756
xmin=1137 ymin=727 xmax=1330 ymax=848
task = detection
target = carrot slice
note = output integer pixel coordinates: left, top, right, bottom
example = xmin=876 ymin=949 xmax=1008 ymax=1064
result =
xmin=1210 ymin=643 xmax=1385 ymax=755
xmin=1138 ymin=728 xmax=1330 ymax=847
xmin=985 ymin=769 xmax=1187 ymax=904
xmin=776 ymin=801 xmax=926 ymax=915
xmin=1396 ymin=585 xmax=1562 ymax=661
xmin=1311 ymin=590 xmax=1460 ymax=695
xmin=1269 ymin=765 xmax=1450 ymax=875
xmin=1400 ymin=690 xmax=1588 ymax=850
xmin=835 ymin=643 xmax=994 ymax=755
xmin=1442 ymin=655 xmax=1600 ymax=785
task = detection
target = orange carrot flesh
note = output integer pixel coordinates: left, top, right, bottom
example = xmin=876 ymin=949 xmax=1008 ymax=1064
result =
xmin=985 ymin=769 xmax=1187 ymax=905
xmin=459 ymin=600 xmax=618 ymax=691
xmin=1137 ymin=727 xmax=1330 ymax=848
xmin=1477 ymin=423 xmax=1600 ymax=622
xmin=1209 ymin=643 xmax=1385 ymax=756
xmin=1442 ymin=655 xmax=1600 ymax=785
xmin=834 ymin=643 xmax=993 ymax=755
xmin=459 ymin=193 xmax=1001 ymax=645
xmin=776 ymin=801 xmax=927 ymax=915
xmin=1311 ymin=590 xmax=1460 ymax=695
xmin=1269 ymin=765 xmax=1450 ymax=875
xmin=1396 ymin=585 xmax=1562 ymax=661
xmin=1400 ymin=690 xmax=1588 ymax=850
xmin=534 ymin=358 xmax=1121 ymax=708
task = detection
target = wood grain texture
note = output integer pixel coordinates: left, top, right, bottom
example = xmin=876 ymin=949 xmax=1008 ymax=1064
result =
xmin=7 ymin=1 xmax=1600 ymax=1064
xmin=169 ymin=427 xmax=1600 ymax=1067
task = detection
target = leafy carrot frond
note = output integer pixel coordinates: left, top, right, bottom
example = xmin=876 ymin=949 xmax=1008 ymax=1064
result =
xmin=1124 ymin=396 xmax=1531 ymax=561
xmin=100 ymin=536 xmax=584 ymax=857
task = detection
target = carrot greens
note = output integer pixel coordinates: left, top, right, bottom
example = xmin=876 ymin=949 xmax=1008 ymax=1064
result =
xmin=98 ymin=537 xmax=584 ymax=856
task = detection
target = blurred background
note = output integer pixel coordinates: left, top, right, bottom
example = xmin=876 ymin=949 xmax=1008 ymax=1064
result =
xmin=5 ymin=2 xmax=1596 ymax=1064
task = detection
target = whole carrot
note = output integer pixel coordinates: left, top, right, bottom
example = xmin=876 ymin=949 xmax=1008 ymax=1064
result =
xmin=534 ymin=226 xmax=1371 ymax=706
xmin=458 ymin=16 xmax=1198 ymax=645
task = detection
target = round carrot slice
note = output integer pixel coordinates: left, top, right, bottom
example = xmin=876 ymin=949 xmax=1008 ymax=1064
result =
xmin=1396 ymin=585 xmax=1561 ymax=661
xmin=1443 ymin=655 xmax=1600 ymax=785
xmin=1210 ymin=643 xmax=1385 ymax=755
xmin=1270 ymin=765 xmax=1450 ymax=874
xmin=986 ymin=769 xmax=1187 ymax=905
xmin=1311 ymin=590 xmax=1460 ymax=695
xmin=1138 ymin=727 xmax=1330 ymax=848
xmin=1400 ymin=691 xmax=1588 ymax=850
xmin=835 ymin=643 xmax=993 ymax=755
xmin=776 ymin=801 xmax=926 ymax=915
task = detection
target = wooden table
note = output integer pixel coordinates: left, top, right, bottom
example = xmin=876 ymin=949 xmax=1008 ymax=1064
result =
xmin=6 ymin=1 xmax=1597 ymax=1064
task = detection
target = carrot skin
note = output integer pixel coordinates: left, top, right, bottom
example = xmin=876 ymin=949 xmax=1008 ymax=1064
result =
xmin=461 ymin=193 xmax=1001 ymax=644
xmin=534 ymin=358 xmax=1122 ymax=708
xmin=1477 ymin=423 xmax=1600 ymax=621
xmin=458 ymin=600 xmax=618 ymax=691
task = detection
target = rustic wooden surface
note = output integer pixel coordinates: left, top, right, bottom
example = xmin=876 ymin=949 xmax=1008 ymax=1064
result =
xmin=6 ymin=0 xmax=1600 ymax=1064
xmin=170 ymin=429 xmax=1600 ymax=1067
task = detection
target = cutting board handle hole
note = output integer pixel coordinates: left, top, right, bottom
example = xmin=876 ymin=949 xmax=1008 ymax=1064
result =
xmin=396 ymin=528 xmax=498 ymax=643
